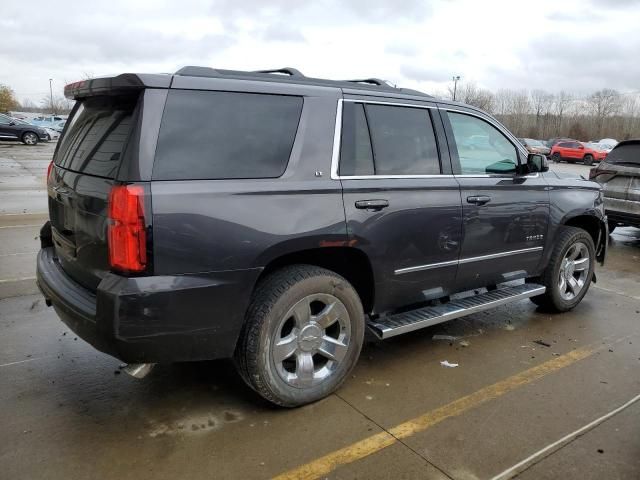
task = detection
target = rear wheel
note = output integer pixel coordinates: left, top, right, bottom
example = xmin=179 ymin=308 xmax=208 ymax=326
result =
xmin=21 ymin=132 xmax=38 ymax=145
xmin=608 ymin=221 xmax=617 ymax=233
xmin=583 ymin=154 xmax=594 ymax=166
xmin=551 ymin=152 xmax=561 ymax=163
xmin=235 ymin=265 xmax=364 ymax=407
xmin=530 ymin=226 xmax=595 ymax=312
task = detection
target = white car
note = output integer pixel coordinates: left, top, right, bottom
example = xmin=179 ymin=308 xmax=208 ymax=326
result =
xmin=597 ymin=138 xmax=618 ymax=152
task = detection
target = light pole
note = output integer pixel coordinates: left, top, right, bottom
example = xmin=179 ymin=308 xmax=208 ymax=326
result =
xmin=49 ymin=78 xmax=54 ymax=114
xmin=452 ymin=75 xmax=461 ymax=101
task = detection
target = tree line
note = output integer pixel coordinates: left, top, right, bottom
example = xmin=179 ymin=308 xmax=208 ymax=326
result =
xmin=438 ymin=82 xmax=640 ymax=142
xmin=4 ymin=80 xmax=640 ymax=142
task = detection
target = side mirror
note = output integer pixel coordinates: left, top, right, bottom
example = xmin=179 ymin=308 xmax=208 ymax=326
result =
xmin=9 ymin=121 xmax=16 ymax=126
xmin=527 ymin=153 xmax=549 ymax=173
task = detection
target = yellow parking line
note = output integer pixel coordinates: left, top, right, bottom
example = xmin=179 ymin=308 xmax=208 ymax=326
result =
xmin=273 ymin=345 xmax=596 ymax=480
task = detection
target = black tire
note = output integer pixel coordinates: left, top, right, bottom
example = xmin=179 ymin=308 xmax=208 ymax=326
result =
xmin=583 ymin=154 xmax=594 ymax=166
xmin=235 ymin=265 xmax=364 ymax=407
xmin=530 ymin=226 xmax=595 ymax=312
xmin=551 ymin=152 xmax=561 ymax=163
xmin=21 ymin=131 xmax=39 ymax=146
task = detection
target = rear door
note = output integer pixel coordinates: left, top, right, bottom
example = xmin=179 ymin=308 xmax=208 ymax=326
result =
xmin=566 ymin=142 xmax=583 ymax=160
xmin=439 ymin=106 xmax=549 ymax=290
xmin=0 ymin=116 xmax=19 ymax=140
xmin=48 ymin=93 xmax=142 ymax=290
xmin=338 ymin=97 xmax=463 ymax=313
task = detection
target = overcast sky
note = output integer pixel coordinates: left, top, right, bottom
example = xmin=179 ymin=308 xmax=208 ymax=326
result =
xmin=1 ymin=0 xmax=639 ymax=104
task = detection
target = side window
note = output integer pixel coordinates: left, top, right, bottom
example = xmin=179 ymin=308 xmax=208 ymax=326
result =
xmin=0 ymin=117 xmax=11 ymax=125
xmin=448 ymin=112 xmax=519 ymax=175
xmin=366 ymin=104 xmax=440 ymax=175
xmin=339 ymin=103 xmax=374 ymax=176
xmin=154 ymin=91 xmax=303 ymax=180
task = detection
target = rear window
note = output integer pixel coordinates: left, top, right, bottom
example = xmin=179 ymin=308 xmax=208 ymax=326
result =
xmin=153 ymin=90 xmax=303 ymax=180
xmin=607 ymin=143 xmax=640 ymax=166
xmin=54 ymin=95 xmax=138 ymax=179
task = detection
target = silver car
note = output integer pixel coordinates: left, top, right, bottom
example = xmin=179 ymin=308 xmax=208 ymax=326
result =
xmin=589 ymin=140 xmax=640 ymax=231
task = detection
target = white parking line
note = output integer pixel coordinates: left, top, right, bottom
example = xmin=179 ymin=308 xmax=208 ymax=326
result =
xmin=0 ymin=224 xmax=41 ymax=229
xmin=490 ymin=392 xmax=640 ymax=480
xmin=0 ymin=276 xmax=36 ymax=284
xmin=0 ymin=357 xmax=48 ymax=368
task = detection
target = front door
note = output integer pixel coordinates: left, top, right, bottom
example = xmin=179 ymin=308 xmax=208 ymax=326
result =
xmin=439 ymin=107 xmax=549 ymax=291
xmin=337 ymin=98 xmax=463 ymax=313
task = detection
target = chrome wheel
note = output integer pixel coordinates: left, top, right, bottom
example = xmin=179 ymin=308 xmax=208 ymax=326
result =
xmin=558 ymin=241 xmax=590 ymax=301
xmin=23 ymin=133 xmax=38 ymax=145
xmin=272 ymin=293 xmax=351 ymax=388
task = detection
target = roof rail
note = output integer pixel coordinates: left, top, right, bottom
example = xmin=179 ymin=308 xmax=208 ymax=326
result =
xmin=254 ymin=67 xmax=305 ymax=77
xmin=346 ymin=78 xmax=389 ymax=86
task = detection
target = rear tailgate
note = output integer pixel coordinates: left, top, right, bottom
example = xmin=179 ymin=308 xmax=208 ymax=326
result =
xmin=48 ymin=94 xmax=140 ymax=291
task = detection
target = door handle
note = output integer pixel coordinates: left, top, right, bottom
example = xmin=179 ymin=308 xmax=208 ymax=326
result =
xmin=466 ymin=195 xmax=491 ymax=205
xmin=355 ymin=199 xmax=389 ymax=211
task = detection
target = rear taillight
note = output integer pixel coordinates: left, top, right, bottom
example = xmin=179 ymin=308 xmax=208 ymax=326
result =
xmin=46 ymin=161 xmax=54 ymax=185
xmin=108 ymin=185 xmax=147 ymax=273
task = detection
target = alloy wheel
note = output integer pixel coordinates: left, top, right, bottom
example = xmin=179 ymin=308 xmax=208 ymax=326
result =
xmin=272 ymin=293 xmax=351 ymax=388
xmin=558 ymin=241 xmax=590 ymax=301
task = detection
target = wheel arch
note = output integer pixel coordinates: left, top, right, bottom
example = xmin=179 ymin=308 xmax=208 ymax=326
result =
xmin=562 ymin=214 xmax=607 ymax=265
xmin=254 ymin=247 xmax=376 ymax=315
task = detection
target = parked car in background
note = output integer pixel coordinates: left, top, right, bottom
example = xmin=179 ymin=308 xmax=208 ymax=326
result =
xmin=518 ymin=138 xmax=551 ymax=156
xmin=43 ymin=127 xmax=60 ymax=140
xmin=589 ymin=139 xmax=640 ymax=231
xmin=546 ymin=137 xmax=577 ymax=148
xmin=31 ymin=115 xmax=66 ymax=128
xmin=0 ymin=114 xmax=49 ymax=145
xmin=550 ymin=141 xmax=607 ymax=166
xmin=50 ymin=120 xmax=66 ymax=133
xmin=595 ymin=139 xmax=618 ymax=152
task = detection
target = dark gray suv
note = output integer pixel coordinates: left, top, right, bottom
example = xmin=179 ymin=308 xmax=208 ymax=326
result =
xmin=36 ymin=67 xmax=607 ymax=406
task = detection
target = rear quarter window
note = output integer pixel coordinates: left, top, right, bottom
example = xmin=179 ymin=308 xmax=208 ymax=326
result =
xmin=153 ymin=90 xmax=303 ymax=180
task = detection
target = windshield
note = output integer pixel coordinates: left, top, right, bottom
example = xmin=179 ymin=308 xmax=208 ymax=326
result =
xmin=524 ymin=138 xmax=544 ymax=147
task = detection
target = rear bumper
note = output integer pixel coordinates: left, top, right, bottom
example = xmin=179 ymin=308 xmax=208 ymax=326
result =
xmin=37 ymin=247 xmax=261 ymax=363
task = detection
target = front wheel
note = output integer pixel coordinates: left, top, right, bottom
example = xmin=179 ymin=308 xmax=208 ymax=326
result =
xmin=551 ymin=152 xmax=561 ymax=163
xmin=583 ymin=154 xmax=594 ymax=166
xmin=235 ymin=265 xmax=364 ymax=407
xmin=21 ymin=132 xmax=39 ymax=145
xmin=530 ymin=226 xmax=595 ymax=312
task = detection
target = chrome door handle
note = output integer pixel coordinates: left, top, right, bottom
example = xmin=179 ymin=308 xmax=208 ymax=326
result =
xmin=466 ymin=195 xmax=491 ymax=205
xmin=355 ymin=199 xmax=389 ymax=211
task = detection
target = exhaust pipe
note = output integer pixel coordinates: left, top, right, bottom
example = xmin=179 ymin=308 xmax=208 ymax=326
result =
xmin=123 ymin=363 xmax=156 ymax=379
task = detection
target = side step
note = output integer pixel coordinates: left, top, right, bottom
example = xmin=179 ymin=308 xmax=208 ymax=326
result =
xmin=368 ymin=283 xmax=545 ymax=339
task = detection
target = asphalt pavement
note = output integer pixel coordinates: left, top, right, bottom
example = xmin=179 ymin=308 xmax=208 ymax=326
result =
xmin=0 ymin=141 xmax=638 ymax=479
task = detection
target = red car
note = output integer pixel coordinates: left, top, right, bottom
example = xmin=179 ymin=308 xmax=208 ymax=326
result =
xmin=550 ymin=141 xmax=607 ymax=166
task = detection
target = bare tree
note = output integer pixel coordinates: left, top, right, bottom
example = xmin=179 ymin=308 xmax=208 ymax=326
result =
xmin=530 ymin=89 xmax=553 ymax=137
xmin=588 ymin=89 xmax=621 ymax=138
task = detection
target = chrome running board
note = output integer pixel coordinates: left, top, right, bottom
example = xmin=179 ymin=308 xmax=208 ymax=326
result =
xmin=368 ymin=283 xmax=545 ymax=339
